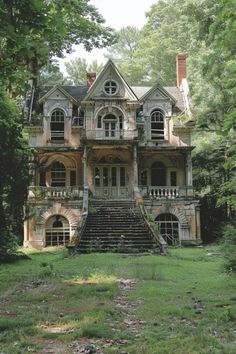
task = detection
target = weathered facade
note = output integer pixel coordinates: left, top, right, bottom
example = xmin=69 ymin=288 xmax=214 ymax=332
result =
xmin=24 ymin=54 xmax=201 ymax=249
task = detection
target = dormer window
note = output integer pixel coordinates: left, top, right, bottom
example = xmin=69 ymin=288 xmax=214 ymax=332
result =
xmin=104 ymin=80 xmax=118 ymax=95
xmin=151 ymin=110 xmax=164 ymax=140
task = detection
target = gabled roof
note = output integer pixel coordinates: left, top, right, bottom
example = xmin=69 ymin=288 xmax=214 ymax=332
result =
xmin=82 ymin=59 xmax=138 ymax=102
xmin=132 ymin=86 xmax=185 ymax=112
xmin=138 ymin=83 xmax=177 ymax=104
xmin=38 ymin=85 xmax=81 ymax=104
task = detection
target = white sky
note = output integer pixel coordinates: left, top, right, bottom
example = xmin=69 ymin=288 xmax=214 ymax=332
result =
xmin=58 ymin=0 xmax=157 ymax=74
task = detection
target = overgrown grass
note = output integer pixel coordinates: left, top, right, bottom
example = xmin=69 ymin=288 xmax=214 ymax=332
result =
xmin=0 ymin=246 xmax=235 ymax=353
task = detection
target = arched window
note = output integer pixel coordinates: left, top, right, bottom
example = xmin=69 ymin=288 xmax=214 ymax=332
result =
xmin=103 ymin=114 xmax=117 ymax=137
xmin=151 ymin=161 xmax=166 ymax=186
xmin=51 ymin=109 xmax=65 ymax=142
xmin=45 ymin=215 xmax=69 ymax=246
xmin=155 ymin=213 xmax=179 ymax=245
xmin=151 ymin=110 xmax=164 ymax=140
xmin=50 ymin=161 xmax=66 ymax=186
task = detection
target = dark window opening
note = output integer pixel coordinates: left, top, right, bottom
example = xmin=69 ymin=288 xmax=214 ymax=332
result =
xmin=39 ymin=170 xmax=46 ymax=186
xmin=97 ymin=115 xmax=102 ymax=128
xmin=70 ymin=170 xmax=76 ymax=186
xmin=140 ymin=170 xmax=147 ymax=186
xmin=120 ymin=167 xmax=126 ymax=187
xmin=170 ymin=171 xmax=177 ymax=186
xmin=151 ymin=161 xmax=166 ymax=186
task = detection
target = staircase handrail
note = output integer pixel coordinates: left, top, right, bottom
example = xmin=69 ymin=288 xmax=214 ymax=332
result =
xmin=138 ymin=204 xmax=167 ymax=254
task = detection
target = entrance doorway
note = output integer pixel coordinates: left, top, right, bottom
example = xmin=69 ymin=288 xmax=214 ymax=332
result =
xmin=94 ymin=165 xmax=128 ymax=198
xmin=151 ymin=161 xmax=166 ymax=186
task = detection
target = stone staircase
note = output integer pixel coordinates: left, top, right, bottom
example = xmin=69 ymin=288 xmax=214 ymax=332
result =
xmin=76 ymin=200 xmax=160 ymax=253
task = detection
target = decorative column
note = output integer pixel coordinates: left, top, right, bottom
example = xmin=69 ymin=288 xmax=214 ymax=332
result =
xmin=82 ymin=145 xmax=88 ymax=188
xmin=186 ymin=150 xmax=193 ymax=186
xmin=195 ymin=205 xmax=201 ymax=242
xmin=133 ymin=145 xmax=138 ymax=187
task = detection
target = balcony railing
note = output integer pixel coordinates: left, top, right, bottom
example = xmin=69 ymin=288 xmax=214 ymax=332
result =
xmin=28 ymin=186 xmax=83 ymax=200
xmin=139 ymin=186 xmax=194 ymax=199
xmin=85 ymin=129 xmax=137 ymax=140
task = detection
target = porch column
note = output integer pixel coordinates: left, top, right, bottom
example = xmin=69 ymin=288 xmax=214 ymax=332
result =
xmin=82 ymin=145 xmax=88 ymax=187
xmin=133 ymin=145 xmax=138 ymax=187
xmin=186 ymin=150 xmax=192 ymax=186
xmin=195 ymin=205 xmax=201 ymax=241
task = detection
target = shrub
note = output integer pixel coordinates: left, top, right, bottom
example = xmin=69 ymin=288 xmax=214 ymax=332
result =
xmin=221 ymin=223 xmax=236 ymax=273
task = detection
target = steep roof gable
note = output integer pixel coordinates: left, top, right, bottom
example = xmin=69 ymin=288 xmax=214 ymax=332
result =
xmin=83 ymin=59 xmax=138 ymax=102
xmin=38 ymin=85 xmax=79 ymax=104
xmin=139 ymin=84 xmax=177 ymax=104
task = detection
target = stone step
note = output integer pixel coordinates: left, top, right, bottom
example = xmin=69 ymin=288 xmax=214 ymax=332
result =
xmin=76 ymin=199 xmax=159 ymax=253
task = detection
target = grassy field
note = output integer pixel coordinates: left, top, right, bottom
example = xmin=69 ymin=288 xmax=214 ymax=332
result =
xmin=0 ymin=246 xmax=236 ymax=354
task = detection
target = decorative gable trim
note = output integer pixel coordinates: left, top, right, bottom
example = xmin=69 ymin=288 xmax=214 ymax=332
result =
xmin=39 ymin=85 xmax=79 ymax=105
xmin=82 ymin=59 xmax=139 ymax=102
xmin=140 ymin=84 xmax=177 ymax=104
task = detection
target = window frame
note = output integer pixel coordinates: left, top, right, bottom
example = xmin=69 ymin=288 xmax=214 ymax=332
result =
xmin=151 ymin=109 xmax=165 ymax=141
xmin=103 ymin=80 xmax=118 ymax=96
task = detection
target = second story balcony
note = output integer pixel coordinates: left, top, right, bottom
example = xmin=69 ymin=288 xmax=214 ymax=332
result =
xmin=85 ymin=129 xmax=137 ymax=141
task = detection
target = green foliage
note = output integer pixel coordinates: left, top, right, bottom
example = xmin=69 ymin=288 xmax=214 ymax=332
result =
xmin=221 ymin=223 xmax=236 ymax=273
xmin=65 ymin=57 xmax=103 ymax=85
xmin=0 ymin=0 xmax=115 ymax=90
xmin=104 ymin=26 xmax=147 ymax=85
xmin=0 ymin=88 xmax=30 ymax=260
xmin=192 ymin=132 xmax=229 ymax=242
xmin=38 ymin=61 xmax=65 ymax=86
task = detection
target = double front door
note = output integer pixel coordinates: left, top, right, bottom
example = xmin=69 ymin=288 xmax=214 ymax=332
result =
xmin=94 ymin=165 xmax=128 ymax=198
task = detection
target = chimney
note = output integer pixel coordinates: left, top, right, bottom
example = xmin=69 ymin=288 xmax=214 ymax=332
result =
xmin=176 ymin=53 xmax=186 ymax=87
xmin=86 ymin=72 xmax=96 ymax=87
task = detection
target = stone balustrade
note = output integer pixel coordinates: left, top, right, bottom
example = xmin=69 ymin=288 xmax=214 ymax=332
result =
xmin=139 ymin=186 xmax=194 ymax=199
xmin=85 ymin=129 xmax=137 ymax=140
xmin=28 ymin=186 xmax=83 ymax=200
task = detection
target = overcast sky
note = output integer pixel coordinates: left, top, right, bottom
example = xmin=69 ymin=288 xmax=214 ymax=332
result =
xmin=58 ymin=0 xmax=156 ymax=73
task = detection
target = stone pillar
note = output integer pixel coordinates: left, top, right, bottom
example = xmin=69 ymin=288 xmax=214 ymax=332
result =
xmin=186 ymin=150 xmax=193 ymax=186
xmin=82 ymin=145 xmax=88 ymax=188
xmin=29 ymin=153 xmax=36 ymax=186
xmin=133 ymin=145 xmax=138 ymax=187
xmin=195 ymin=205 xmax=201 ymax=242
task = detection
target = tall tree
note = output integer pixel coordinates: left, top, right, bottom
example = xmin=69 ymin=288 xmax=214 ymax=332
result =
xmin=65 ymin=57 xmax=103 ymax=85
xmin=38 ymin=61 xmax=65 ymax=86
xmin=0 ymin=0 xmax=115 ymax=259
xmin=0 ymin=89 xmax=30 ymax=260
xmin=0 ymin=0 xmax=115 ymax=91
xmin=104 ymin=26 xmax=146 ymax=85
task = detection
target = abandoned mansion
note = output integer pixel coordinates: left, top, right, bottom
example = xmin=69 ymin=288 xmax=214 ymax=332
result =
xmin=24 ymin=54 xmax=201 ymax=251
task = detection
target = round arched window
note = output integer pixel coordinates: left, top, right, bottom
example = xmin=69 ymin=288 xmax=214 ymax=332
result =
xmin=151 ymin=110 xmax=164 ymax=140
xmin=104 ymin=80 xmax=118 ymax=95
xmin=50 ymin=109 xmax=65 ymax=141
xmin=155 ymin=213 xmax=179 ymax=245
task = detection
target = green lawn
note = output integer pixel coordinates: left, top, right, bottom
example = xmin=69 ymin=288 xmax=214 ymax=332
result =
xmin=0 ymin=247 xmax=235 ymax=353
